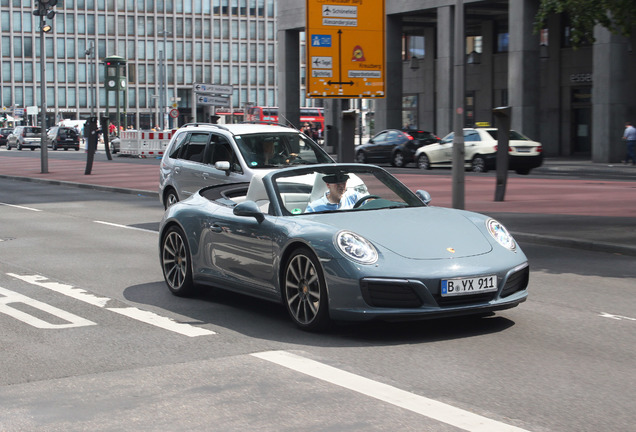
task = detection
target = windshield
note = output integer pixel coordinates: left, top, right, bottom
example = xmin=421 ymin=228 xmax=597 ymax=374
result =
xmin=235 ymin=132 xmax=333 ymax=168
xmin=272 ymin=166 xmax=424 ymax=215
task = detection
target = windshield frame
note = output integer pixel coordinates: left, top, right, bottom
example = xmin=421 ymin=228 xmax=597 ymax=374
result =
xmin=269 ymin=164 xmax=425 ymax=217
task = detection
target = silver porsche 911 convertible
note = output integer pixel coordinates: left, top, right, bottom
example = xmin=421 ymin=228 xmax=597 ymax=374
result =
xmin=159 ymin=163 xmax=529 ymax=331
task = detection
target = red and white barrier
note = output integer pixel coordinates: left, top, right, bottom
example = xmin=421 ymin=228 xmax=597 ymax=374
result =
xmin=119 ymin=130 xmax=177 ymax=157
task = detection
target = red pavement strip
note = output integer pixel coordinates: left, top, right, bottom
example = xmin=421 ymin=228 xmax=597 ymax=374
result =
xmin=1 ymin=156 xmax=635 ymax=218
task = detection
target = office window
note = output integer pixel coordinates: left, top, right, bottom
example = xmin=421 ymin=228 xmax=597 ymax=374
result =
xmin=497 ymin=33 xmax=509 ymax=52
xmin=23 ymin=10 xmax=32 ymax=32
xmin=78 ymin=15 xmax=85 ymax=33
xmin=67 ymin=88 xmax=76 ymax=107
xmin=185 ymin=42 xmax=192 ymax=61
xmin=67 ymin=64 xmax=76 ymax=83
xmin=57 ymin=63 xmax=66 ymax=83
xmin=2 ymin=63 xmax=10 ymax=82
xmin=67 ymin=38 xmax=75 ymax=59
xmin=57 ymin=87 xmax=66 ymax=106
xmin=79 ymin=87 xmax=87 ymax=108
xmin=13 ymin=36 xmax=22 ymax=57
xmin=12 ymin=12 xmax=21 ymax=32
xmin=66 ymin=14 xmax=75 ymax=33
xmin=144 ymin=41 xmax=153 ymax=60
xmin=24 ymin=62 xmax=33 ymax=82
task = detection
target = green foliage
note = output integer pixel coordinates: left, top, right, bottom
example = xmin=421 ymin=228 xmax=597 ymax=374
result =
xmin=535 ymin=0 xmax=635 ymax=46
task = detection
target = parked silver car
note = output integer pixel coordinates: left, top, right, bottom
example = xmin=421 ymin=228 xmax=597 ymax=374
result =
xmin=159 ymin=123 xmax=335 ymax=208
xmin=7 ymin=126 xmax=42 ymax=150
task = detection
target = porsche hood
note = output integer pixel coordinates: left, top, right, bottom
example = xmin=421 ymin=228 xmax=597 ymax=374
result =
xmin=308 ymin=207 xmax=494 ymax=259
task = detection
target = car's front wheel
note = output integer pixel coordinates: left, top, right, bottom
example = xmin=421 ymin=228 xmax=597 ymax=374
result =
xmin=283 ymin=247 xmax=330 ymax=331
xmin=471 ymin=155 xmax=487 ymax=173
xmin=391 ymin=151 xmax=405 ymax=167
xmin=417 ymin=153 xmax=431 ymax=170
xmin=161 ymin=225 xmax=196 ymax=296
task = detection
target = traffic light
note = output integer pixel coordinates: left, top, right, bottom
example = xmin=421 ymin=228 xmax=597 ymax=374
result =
xmin=33 ymin=0 xmax=58 ymax=32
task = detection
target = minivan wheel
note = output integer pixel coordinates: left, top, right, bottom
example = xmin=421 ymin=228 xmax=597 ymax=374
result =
xmin=164 ymin=189 xmax=179 ymax=209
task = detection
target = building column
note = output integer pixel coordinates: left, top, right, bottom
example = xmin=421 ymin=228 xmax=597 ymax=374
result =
xmin=374 ymin=14 xmax=403 ymax=131
xmin=475 ymin=20 xmax=494 ymax=125
xmin=508 ymin=0 xmax=540 ymax=139
xmin=436 ymin=5 xmax=454 ymax=136
xmin=592 ymin=26 xmax=632 ymax=163
xmin=277 ymin=29 xmax=300 ymax=128
xmin=541 ymin=14 xmax=562 ymax=156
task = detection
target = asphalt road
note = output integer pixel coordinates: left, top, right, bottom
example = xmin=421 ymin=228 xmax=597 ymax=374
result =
xmin=1 ymin=180 xmax=635 ymax=431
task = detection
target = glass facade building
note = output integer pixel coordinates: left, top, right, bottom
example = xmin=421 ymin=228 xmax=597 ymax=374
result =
xmin=0 ymin=0 xmax=278 ymax=129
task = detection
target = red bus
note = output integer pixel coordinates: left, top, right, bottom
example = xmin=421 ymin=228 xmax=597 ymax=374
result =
xmin=246 ymin=106 xmax=325 ymax=136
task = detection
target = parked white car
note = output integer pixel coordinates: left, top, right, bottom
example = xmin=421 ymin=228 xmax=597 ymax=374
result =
xmin=415 ymin=128 xmax=543 ymax=174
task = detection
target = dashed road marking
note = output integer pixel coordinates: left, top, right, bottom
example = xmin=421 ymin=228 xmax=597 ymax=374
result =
xmin=0 ymin=202 xmax=42 ymax=212
xmin=94 ymin=220 xmax=158 ymax=234
xmin=252 ymin=350 xmax=531 ymax=432
xmin=6 ymin=273 xmax=215 ymax=336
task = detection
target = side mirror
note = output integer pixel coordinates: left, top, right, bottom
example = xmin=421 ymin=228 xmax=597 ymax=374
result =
xmin=214 ymin=161 xmax=231 ymax=173
xmin=416 ymin=190 xmax=431 ymax=206
xmin=233 ymin=201 xmax=265 ymax=223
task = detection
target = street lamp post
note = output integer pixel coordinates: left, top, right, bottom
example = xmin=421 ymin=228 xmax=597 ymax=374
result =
xmin=33 ymin=0 xmax=59 ymax=174
xmin=85 ymin=41 xmax=97 ymax=118
xmin=158 ymin=30 xmax=172 ymax=130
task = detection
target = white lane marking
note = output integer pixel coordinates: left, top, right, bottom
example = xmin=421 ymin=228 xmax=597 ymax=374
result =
xmin=0 ymin=286 xmax=96 ymax=329
xmin=108 ymin=307 xmax=215 ymax=337
xmin=94 ymin=220 xmax=158 ymax=234
xmin=7 ymin=273 xmax=214 ymax=337
xmin=9 ymin=273 xmax=110 ymax=307
xmin=252 ymin=351 xmax=531 ymax=432
xmin=599 ymin=312 xmax=636 ymax=321
xmin=0 ymin=202 xmax=42 ymax=212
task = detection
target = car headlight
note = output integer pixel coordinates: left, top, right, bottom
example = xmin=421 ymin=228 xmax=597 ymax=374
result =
xmin=486 ymin=219 xmax=516 ymax=250
xmin=336 ymin=231 xmax=378 ymax=264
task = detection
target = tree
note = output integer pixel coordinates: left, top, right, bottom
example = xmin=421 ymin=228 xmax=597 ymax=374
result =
xmin=535 ymin=0 xmax=636 ymax=46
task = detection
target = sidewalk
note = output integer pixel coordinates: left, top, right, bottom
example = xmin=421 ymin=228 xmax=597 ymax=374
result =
xmin=1 ymin=153 xmax=635 ymax=256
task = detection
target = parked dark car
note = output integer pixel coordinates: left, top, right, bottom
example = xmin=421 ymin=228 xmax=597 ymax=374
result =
xmin=355 ymin=128 xmax=440 ymax=167
xmin=0 ymin=127 xmax=13 ymax=147
xmin=47 ymin=126 xmax=80 ymax=151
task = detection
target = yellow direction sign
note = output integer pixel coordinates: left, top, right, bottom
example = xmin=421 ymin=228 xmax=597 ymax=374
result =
xmin=306 ymin=0 xmax=385 ymax=99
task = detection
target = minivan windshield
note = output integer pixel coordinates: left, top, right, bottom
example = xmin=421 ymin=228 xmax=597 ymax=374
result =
xmin=235 ymin=132 xmax=333 ymax=168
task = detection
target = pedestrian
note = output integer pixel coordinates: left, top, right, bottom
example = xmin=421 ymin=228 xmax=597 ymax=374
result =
xmin=623 ymin=121 xmax=636 ymax=165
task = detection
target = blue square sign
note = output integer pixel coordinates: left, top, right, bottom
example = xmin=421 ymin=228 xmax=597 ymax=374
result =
xmin=311 ymin=34 xmax=332 ymax=48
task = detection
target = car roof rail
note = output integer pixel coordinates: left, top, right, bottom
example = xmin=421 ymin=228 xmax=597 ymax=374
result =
xmin=179 ymin=122 xmax=231 ymax=132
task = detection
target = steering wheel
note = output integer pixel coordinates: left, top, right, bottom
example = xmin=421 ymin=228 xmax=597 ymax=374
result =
xmin=353 ymin=194 xmax=381 ymax=209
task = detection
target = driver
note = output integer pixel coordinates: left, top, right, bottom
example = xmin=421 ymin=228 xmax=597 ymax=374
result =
xmin=305 ymin=172 xmax=363 ymax=213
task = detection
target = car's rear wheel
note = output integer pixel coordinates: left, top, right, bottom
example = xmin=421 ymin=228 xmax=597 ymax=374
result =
xmin=164 ymin=188 xmax=179 ymax=209
xmin=471 ymin=155 xmax=487 ymax=173
xmin=356 ymin=151 xmax=367 ymax=163
xmin=161 ymin=225 xmax=196 ymax=296
xmin=515 ymin=168 xmax=531 ymax=175
xmin=417 ymin=153 xmax=431 ymax=170
xmin=283 ymin=247 xmax=330 ymax=331
xmin=391 ymin=151 xmax=405 ymax=167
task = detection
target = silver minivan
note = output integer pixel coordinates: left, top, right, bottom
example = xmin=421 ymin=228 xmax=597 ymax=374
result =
xmin=159 ymin=123 xmax=334 ymax=208
xmin=7 ymin=126 xmax=42 ymax=151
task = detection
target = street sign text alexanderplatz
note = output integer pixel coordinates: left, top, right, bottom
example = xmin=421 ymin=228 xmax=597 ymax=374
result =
xmin=306 ymin=0 xmax=385 ymax=99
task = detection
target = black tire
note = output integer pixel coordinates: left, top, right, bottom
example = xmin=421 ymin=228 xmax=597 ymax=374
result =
xmin=160 ymin=225 xmax=196 ymax=296
xmin=515 ymin=168 xmax=531 ymax=175
xmin=417 ymin=153 xmax=431 ymax=170
xmin=17 ymin=143 xmax=22 ymax=151
xmin=283 ymin=247 xmax=330 ymax=331
xmin=355 ymin=151 xmax=367 ymax=164
xmin=53 ymin=145 xmax=58 ymax=150
xmin=391 ymin=151 xmax=405 ymax=167
xmin=471 ymin=155 xmax=487 ymax=173
xmin=74 ymin=147 xmax=80 ymax=151
xmin=164 ymin=188 xmax=179 ymax=209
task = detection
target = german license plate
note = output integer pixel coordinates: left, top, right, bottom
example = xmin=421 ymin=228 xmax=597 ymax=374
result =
xmin=514 ymin=146 xmax=531 ymax=153
xmin=441 ymin=275 xmax=497 ymax=297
